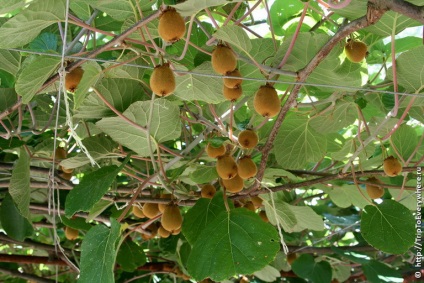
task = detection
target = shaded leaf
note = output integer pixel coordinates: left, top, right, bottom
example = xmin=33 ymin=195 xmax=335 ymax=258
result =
xmin=116 ymin=239 xmax=146 ymax=272
xmin=9 ymin=149 xmax=31 ymax=220
xmin=173 ymin=0 xmax=243 ymax=16
xmin=363 ymin=260 xmax=403 ymax=283
xmin=0 ymin=50 xmax=21 ymax=76
xmin=292 ymin=254 xmax=332 ymax=283
xmin=0 ymin=194 xmax=33 ymax=241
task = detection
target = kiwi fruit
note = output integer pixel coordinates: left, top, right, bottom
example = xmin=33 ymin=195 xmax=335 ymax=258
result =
xmin=237 ymin=156 xmax=257 ymax=179
xmin=383 ymin=156 xmax=402 ymax=177
xmin=222 ymin=174 xmax=244 ymax=193
xmin=259 ymin=210 xmax=269 ymax=222
xmin=158 ymin=194 xmax=172 ymax=213
xmin=65 ymin=67 xmax=84 ymax=92
xmin=158 ymin=9 xmax=186 ymax=43
xmin=344 ymin=39 xmax=368 ymax=63
xmin=250 ymin=196 xmax=263 ymax=208
xmin=365 ymin=177 xmax=384 ymax=199
xmin=162 ymin=203 xmax=183 ymax=232
xmin=132 ymin=205 xmax=145 ymax=218
xmin=65 ymin=226 xmax=79 ymax=240
xmin=150 ymin=63 xmax=176 ymax=96
xmin=244 ymin=201 xmax=256 ymax=211
xmin=142 ymin=223 xmax=159 ymax=240
xmin=223 ymin=69 xmax=242 ymax=88
xmin=158 ymin=225 xmax=171 ymax=238
xmin=287 ymin=253 xmax=297 ymax=265
xmin=171 ymin=227 xmax=181 ymax=235
xmin=211 ymin=44 xmax=237 ymax=74
xmin=201 ymin=184 xmax=216 ymax=199
xmin=223 ymin=85 xmax=242 ymax=101
xmin=55 ymin=147 xmax=67 ymax=160
xmin=61 ymin=166 xmax=74 ymax=174
xmin=238 ymin=130 xmax=259 ymax=149
xmin=216 ymin=155 xmax=238 ymax=180
xmin=253 ymin=84 xmax=281 ymax=118
xmin=59 ymin=171 xmax=72 ymax=181
xmin=142 ymin=203 xmax=160 ymax=219
xmin=206 ymin=143 xmax=226 ymax=158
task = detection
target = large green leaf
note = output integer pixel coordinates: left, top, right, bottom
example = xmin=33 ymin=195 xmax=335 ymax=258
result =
xmin=75 ymin=78 xmax=142 ymax=118
xmin=74 ymin=61 xmax=103 ymax=109
xmin=309 ymin=101 xmax=358 ymax=133
xmin=0 ymin=193 xmax=33 ymax=241
xmin=79 ymin=219 xmax=121 ymax=283
xmin=15 ymin=56 xmax=61 ymax=103
xmin=262 ymin=197 xmax=325 ymax=233
xmin=65 ymin=157 xmax=128 ymax=217
xmin=214 ymin=25 xmax=252 ymax=54
xmin=116 ymin=239 xmax=147 ymax=272
xmin=96 ymin=99 xmax=181 ymax=157
xmin=9 ymin=149 xmax=31 ymax=221
xmin=186 ymin=208 xmax=280 ymax=281
xmin=362 ymin=260 xmax=403 ymax=283
xmin=174 ymin=62 xmax=226 ymax=104
xmin=189 ymin=165 xmax=218 ymax=184
xmin=273 ymin=114 xmax=327 ymax=169
xmin=0 ymin=0 xmax=65 ymax=48
xmin=329 ymin=185 xmax=372 ymax=209
xmin=173 ymin=0 xmax=244 ymax=16
xmin=0 ymin=88 xmax=18 ymax=112
xmin=182 ymin=191 xmax=230 ymax=245
xmin=390 ymin=124 xmax=418 ymax=161
xmin=0 ymin=0 xmax=27 ymax=14
xmin=85 ymin=0 xmax=135 ymax=21
xmin=388 ymin=46 xmax=424 ymax=93
xmin=0 ymin=50 xmax=21 ymax=76
xmin=292 ymin=254 xmax=332 ymax=283
xmin=269 ymin=0 xmax=304 ymax=36
xmin=361 ymin=200 xmax=415 ymax=254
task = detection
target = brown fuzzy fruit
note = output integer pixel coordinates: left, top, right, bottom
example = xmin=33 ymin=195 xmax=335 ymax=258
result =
xmin=222 ymin=174 xmax=244 ymax=193
xmin=366 ymin=177 xmax=384 ymax=199
xmin=345 ymin=39 xmax=368 ymax=63
xmin=244 ymin=201 xmax=256 ymax=211
xmin=287 ymin=253 xmax=297 ymax=265
xmin=259 ymin=210 xmax=269 ymax=222
xmin=59 ymin=171 xmax=72 ymax=181
xmin=216 ymin=155 xmax=238 ymax=180
xmin=158 ymin=194 xmax=172 ymax=213
xmin=162 ymin=203 xmax=183 ymax=232
xmin=61 ymin=166 xmax=74 ymax=174
xmin=142 ymin=223 xmax=159 ymax=240
xmin=150 ymin=63 xmax=175 ymax=96
xmin=211 ymin=44 xmax=237 ymax=74
xmin=223 ymin=69 xmax=242 ymax=89
xmin=237 ymin=156 xmax=257 ymax=179
xmin=132 ymin=205 xmax=145 ymax=218
xmin=65 ymin=226 xmax=79 ymax=240
xmin=158 ymin=225 xmax=171 ymax=238
xmin=158 ymin=9 xmax=186 ymax=42
xmin=383 ymin=156 xmax=402 ymax=177
xmin=253 ymin=84 xmax=281 ymax=118
xmin=142 ymin=203 xmax=160 ymax=219
xmin=251 ymin=196 xmax=263 ymax=208
xmin=238 ymin=130 xmax=259 ymax=149
xmin=55 ymin=147 xmax=67 ymax=160
xmin=206 ymin=143 xmax=226 ymax=158
xmin=65 ymin=67 xmax=84 ymax=92
xmin=171 ymin=227 xmax=181 ymax=235
xmin=223 ymin=84 xmax=242 ymax=101
xmin=201 ymin=184 xmax=216 ymax=199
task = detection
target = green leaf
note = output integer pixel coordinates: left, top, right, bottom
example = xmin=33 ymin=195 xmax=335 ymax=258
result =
xmin=329 ymin=185 xmax=372 ymax=209
xmin=269 ymin=0 xmax=304 ymax=36
xmin=186 ymin=208 xmax=280 ymax=281
xmin=0 ymin=137 xmax=25 ymax=150
xmin=79 ymin=219 xmax=121 ymax=283
xmin=65 ymin=157 xmax=129 ymax=217
xmin=173 ymin=0 xmax=244 ymax=16
xmin=0 ymin=50 xmax=21 ymax=76
xmin=15 ymin=56 xmax=61 ymax=103
xmin=0 ymin=0 xmax=27 ymax=14
xmin=332 ymin=264 xmax=351 ymax=283
xmin=189 ymin=165 xmax=218 ymax=184
xmin=75 ymin=78 xmax=142 ymax=118
xmin=116 ymin=239 xmax=146 ymax=272
xmin=74 ymin=61 xmax=103 ymax=109
xmin=273 ymin=114 xmax=327 ymax=169
xmin=361 ymin=200 xmax=415 ymax=254
xmin=70 ymin=0 xmax=92 ymax=21
xmin=0 ymin=0 xmax=65 ymax=49
xmin=182 ymin=191 xmax=230 ymax=245
xmin=390 ymin=124 xmax=418 ymax=161
xmin=253 ymin=265 xmax=281 ymax=282
xmin=86 ymin=0 xmax=135 ymax=21
xmin=214 ymin=25 xmax=252 ymax=54
xmin=86 ymin=199 xmax=114 ymax=222
xmin=292 ymin=254 xmax=332 ymax=283
xmin=174 ymin=62 xmax=226 ymax=104
xmin=388 ymin=46 xmax=424 ymax=93
xmin=61 ymin=217 xmax=92 ymax=231
xmin=362 ymin=260 xmax=403 ymax=283
xmin=9 ymin=149 xmax=31 ymax=221
xmin=0 ymin=193 xmax=33 ymax=241
xmin=29 ymin=32 xmax=58 ymax=52
xmin=262 ymin=197 xmax=325 ymax=232
xmin=309 ymin=101 xmax=358 ymax=133
xmin=96 ymin=99 xmax=181 ymax=157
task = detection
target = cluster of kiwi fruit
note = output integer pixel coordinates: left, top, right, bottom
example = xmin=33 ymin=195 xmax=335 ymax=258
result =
xmin=344 ymin=38 xmax=368 ymax=63
xmin=364 ymin=155 xmax=402 ymax=199
xmin=211 ymin=42 xmax=244 ymax=101
xmin=132 ymin=196 xmax=183 ymax=239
